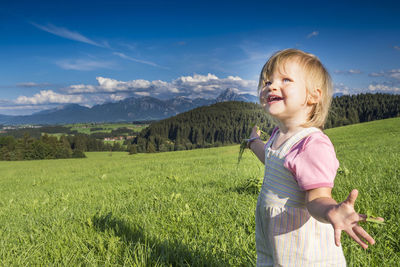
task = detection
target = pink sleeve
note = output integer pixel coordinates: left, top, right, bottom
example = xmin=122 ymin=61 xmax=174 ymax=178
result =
xmin=284 ymin=132 xmax=339 ymax=191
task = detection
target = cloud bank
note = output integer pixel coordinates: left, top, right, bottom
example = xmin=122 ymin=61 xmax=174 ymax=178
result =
xmin=368 ymin=84 xmax=400 ymax=93
xmin=368 ymin=69 xmax=400 ymax=80
xmin=66 ymin=73 xmax=257 ymax=99
xmin=5 ymin=69 xmax=399 ymax=116
xmin=16 ymin=90 xmax=84 ymax=105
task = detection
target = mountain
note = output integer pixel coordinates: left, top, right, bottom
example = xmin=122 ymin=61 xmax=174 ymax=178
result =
xmin=6 ymin=104 xmax=91 ymax=125
xmin=215 ymin=88 xmax=258 ymax=103
xmin=0 ymin=114 xmax=13 ymax=123
xmin=0 ymin=89 xmax=258 ymax=125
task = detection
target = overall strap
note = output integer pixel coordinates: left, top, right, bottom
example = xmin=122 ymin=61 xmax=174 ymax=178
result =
xmin=264 ymin=127 xmax=279 ymax=151
xmin=280 ymin=127 xmax=321 ymax=156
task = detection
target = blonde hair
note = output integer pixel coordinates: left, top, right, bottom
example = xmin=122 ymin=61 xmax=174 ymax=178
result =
xmin=258 ymin=49 xmax=333 ymax=129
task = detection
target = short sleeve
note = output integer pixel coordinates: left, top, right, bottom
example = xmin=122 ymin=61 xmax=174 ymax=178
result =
xmin=284 ymin=132 xmax=339 ymax=191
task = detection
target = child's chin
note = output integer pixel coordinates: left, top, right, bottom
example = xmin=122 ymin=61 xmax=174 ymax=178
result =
xmin=266 ymin=106 xmax=278 ymax=114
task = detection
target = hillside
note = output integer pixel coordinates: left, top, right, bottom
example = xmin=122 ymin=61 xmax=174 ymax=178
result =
xmin=131 ymin=101 xmax=274 ymax=153
xmin=0 ymin=117 xmax=398 ymax=265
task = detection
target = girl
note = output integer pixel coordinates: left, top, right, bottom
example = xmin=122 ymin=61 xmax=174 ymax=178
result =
xmin=248 ymin=49 xmax=382 ymax=266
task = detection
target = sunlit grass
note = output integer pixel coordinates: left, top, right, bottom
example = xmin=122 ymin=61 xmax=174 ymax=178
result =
xmin=0 ymin=117 xmax=399 ymax=266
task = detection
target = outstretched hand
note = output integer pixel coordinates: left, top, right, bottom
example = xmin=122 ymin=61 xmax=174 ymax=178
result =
xmin=326 ymin=189 xmax=383 ymax=249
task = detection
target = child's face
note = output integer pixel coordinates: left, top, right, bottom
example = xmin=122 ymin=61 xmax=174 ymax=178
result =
xmin=260 ymin=59 xmax=313 ymax=125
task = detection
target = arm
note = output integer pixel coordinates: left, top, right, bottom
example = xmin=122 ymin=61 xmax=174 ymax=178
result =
xmin=248 ymin=126 xmax=265 ymax=164
xmin=306 ymin=187 xmax=382 ymax=249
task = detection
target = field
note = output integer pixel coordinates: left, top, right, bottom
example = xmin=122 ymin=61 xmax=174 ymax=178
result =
xmin=0 ymin=118 xmax=399 ymax=266
xmin=67 ymin=123 xmax=149 ymax=135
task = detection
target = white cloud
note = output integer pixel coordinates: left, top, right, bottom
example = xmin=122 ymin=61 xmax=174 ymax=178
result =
xmin=113 ymin=52 xmax=168 ymax=69
xmin=67 ymin=77 xmax=152 ymax=94
xmin=98 ymin=77 xmax=151 ymax=91
xmin=333 ymin=83 xmax=351 ymax=95
xmin=368 ymin=72 xmax=384 ymax=77
xmin=0 ymin=105 xmax=45 ymax=110
xmin=31 ymin=22 xmax=105 ymax=48
xmin=134 ymin=91 xmax=151 ymax=96
xmin=56 ymin=59 xmax=114 ymax=71
xmin=175 ymin=73 xmax=218 ymax=84
xmin=388 ymin=69 xmax=400 ymax=80
xmin=334 ymin=81 xmax=400 ymax=95
xmin=307 ymin=31 xmax=319 ymax=39
xmin=368 ymin=84 xmax=400 ymax=93
xmin=65 ymin=73 xmax=257 ymax=99
xmin=0 ymin=104 xmax=60 ymax=115
xmin=15 ymin=90 xmax=84 ymax=105
xmin=109 ymin=94 xmax=125 ymax=101
xmin=368 ymin=69 xmax=400 ymax=80
xmin=16 ymin=82 xmax=51 ymax=87
xmin=334 ymin=69 xmax=362 ymax=75
xmin=68 ymin=84 xmax=97 ymax=93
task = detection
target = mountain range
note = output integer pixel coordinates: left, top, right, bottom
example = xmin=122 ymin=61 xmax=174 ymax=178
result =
xmin=0 ymin=89 xmax=258 ymax=125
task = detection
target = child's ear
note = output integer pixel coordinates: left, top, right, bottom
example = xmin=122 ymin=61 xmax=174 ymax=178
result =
xmin=307 ymin=88 xmax=322 ymax=105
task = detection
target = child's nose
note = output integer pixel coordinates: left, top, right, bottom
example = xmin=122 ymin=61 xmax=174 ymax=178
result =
xmin=268 ymin=81 xmax=278 ymax=91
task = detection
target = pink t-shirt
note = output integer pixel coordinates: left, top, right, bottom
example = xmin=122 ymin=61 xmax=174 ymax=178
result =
xmin=266 ymin=128 xmax=339 ymax=191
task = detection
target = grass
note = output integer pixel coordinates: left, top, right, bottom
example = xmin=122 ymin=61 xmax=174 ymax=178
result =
xmin=0 ymin=117 xmax=399 ymax=266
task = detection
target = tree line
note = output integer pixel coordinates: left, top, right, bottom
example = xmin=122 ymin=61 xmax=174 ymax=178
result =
xmin=1 ymin=125 xmax=140 ymax=140
xmin=326 ymin=93 xmax=399 ymax=127
xmin=0 ymin=133 xmax=126 ymax=161
xmin=130 ymin=93 xmax=400 ymax=153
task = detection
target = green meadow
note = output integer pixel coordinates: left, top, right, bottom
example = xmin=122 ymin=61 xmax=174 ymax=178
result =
xmin=0 ymin=118 xmax=399 ymax=266
xmin=68 ymin=123 xmax=148 ymax=135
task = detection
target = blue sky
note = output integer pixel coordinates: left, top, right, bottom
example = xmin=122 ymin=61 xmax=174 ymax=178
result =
xmin=1 ymin=0 xmax=399 ymax=115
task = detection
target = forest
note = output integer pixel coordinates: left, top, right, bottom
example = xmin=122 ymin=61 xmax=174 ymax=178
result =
xmin=0 ymin=133 xmax=126 ymax=161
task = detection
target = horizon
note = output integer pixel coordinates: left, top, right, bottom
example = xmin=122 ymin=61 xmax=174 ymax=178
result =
xmin=1 ymin=0 xmax=400 ymax=115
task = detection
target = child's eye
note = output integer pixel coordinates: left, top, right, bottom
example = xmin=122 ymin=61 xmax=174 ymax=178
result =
xmin=265 ymin=81 xmax=272 ymax=86
xmin=283 ymin=78 xmax=291 ymax=83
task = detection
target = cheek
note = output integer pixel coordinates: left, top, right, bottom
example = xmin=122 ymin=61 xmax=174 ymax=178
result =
xmin=259 ymin=90 xmax=267 ymax=103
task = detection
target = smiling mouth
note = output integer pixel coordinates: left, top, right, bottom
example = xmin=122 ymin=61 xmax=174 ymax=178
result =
xmin=267 ymin=95 xmax=284 ymax=103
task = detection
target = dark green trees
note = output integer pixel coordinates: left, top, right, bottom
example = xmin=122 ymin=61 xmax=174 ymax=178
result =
xmin=0 ymin=133 xmax=78 ymax=161
xmin=131 ymin=101 xmax=274 ymax=153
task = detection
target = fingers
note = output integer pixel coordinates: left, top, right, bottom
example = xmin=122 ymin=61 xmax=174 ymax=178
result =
xmin=346 ymin=228 xmax=369 ymax=249
xmin=334 ymin=228 xmax=342 ymax=247
xmin=359 ymin=213 xmax=385 ymax=223
xmin=337 ymin=224 xmax=376 ymax=249
xmin=251 ymin=126 xmax=261 ymax=137
xmin=345 ymin=189 xmax=359 ymax=205
xmin=353 ymin=225 xmax=375 ymax=246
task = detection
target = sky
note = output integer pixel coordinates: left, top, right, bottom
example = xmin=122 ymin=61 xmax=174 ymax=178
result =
xmin=1 ymin=0 xmax=400 ymax=115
